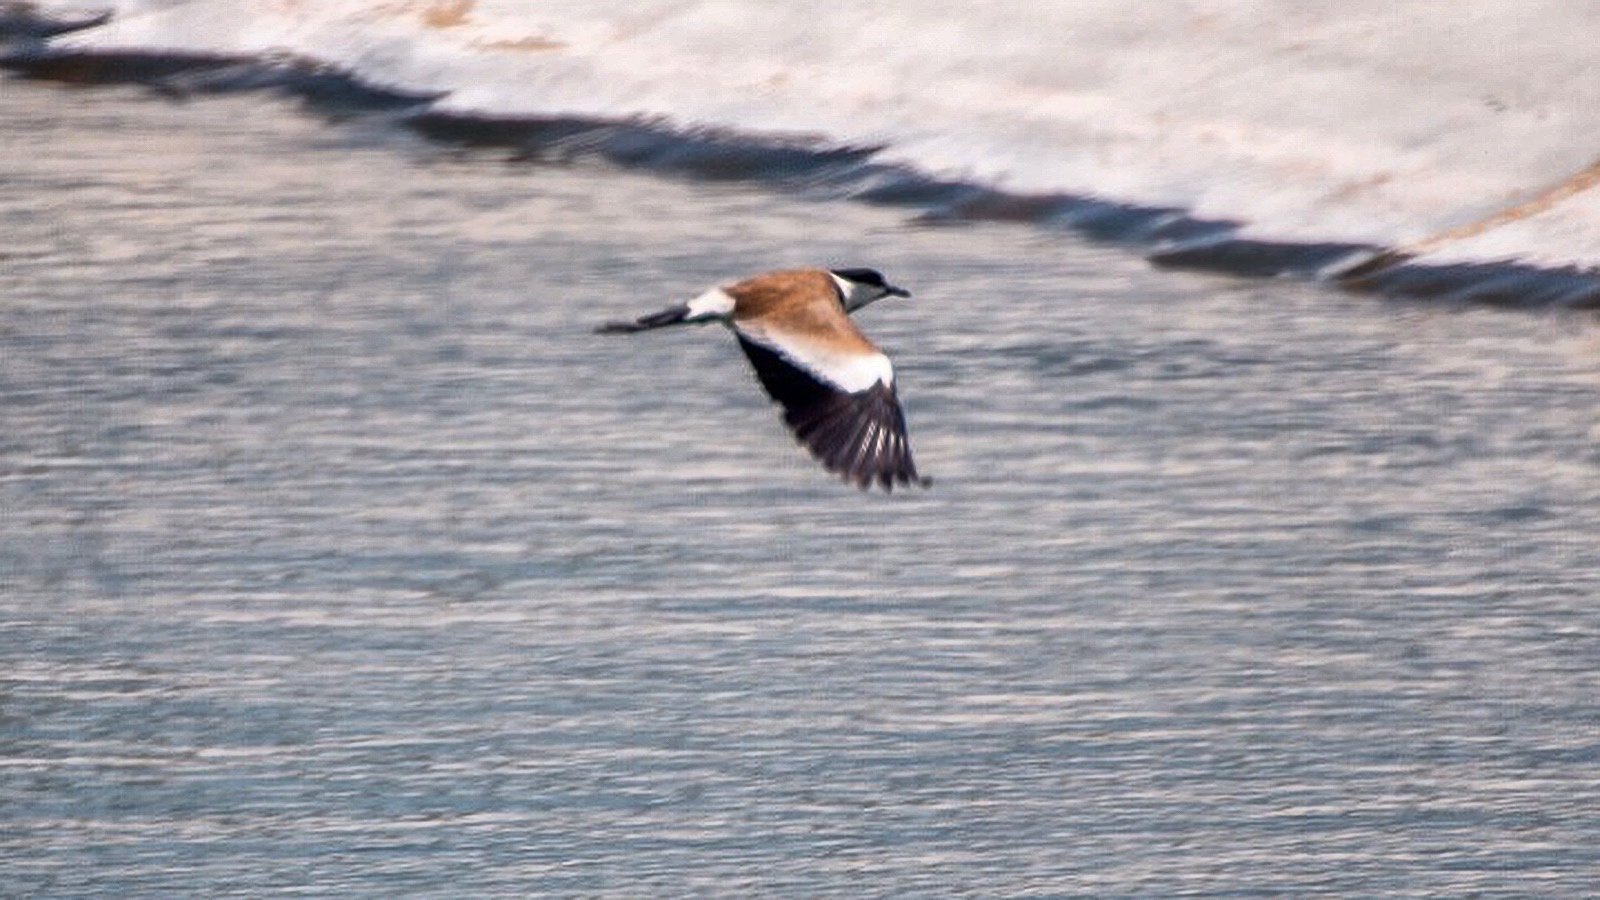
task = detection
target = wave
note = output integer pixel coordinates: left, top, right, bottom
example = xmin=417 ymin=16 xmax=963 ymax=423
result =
xmin=7 ymin=1 xmax=1600 ymax=308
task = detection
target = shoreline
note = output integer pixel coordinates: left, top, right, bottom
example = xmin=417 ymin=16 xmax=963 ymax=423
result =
xmin=5 ymin=28 xmax=1598 ymax=312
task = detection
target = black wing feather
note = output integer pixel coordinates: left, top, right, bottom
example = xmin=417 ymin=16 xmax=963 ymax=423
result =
xmin=737 ymin=335 xmax=926 ymax=490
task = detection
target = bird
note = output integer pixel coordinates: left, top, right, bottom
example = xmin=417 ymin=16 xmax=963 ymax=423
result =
xmin=597 ymin=267 xmax=930 ymax=492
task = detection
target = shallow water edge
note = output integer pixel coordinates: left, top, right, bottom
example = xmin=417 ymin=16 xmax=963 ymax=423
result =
xmin=4 ymin=15 xmax=1598 ymax=312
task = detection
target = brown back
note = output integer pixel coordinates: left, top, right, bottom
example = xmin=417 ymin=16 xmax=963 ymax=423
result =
xmin=726 ymin=270 xmax=879 ymax=354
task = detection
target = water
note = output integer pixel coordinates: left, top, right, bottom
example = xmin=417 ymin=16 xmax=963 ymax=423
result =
xmin=17 ymin=0 xmax=1600 ymax=272
xmin=5 ymin=81 xmax=1600 ymax=896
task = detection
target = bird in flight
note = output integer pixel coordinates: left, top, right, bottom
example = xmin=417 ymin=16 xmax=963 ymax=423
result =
xmin=598 ymin=267 xmax=929 ymax=492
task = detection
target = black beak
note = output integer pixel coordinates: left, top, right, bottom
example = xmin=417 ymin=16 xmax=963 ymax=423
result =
xmin=886 ymin=284 xmax=911 ymax=298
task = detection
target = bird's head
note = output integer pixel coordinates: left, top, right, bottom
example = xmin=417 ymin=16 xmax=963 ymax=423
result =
xmin=830 ymin=267 xmax=911 ymax=312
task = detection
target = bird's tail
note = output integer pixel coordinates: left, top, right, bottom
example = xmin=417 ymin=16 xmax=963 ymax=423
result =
xmin=595 ymin=303 xmax=692 ymax=334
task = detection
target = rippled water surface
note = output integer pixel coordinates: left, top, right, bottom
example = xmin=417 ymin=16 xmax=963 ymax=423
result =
xmin=5 ymin=85 xmax=1600 ymax=897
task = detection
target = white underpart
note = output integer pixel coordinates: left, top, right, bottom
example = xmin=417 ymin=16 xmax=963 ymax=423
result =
xmin=685 ymin=287 xmax=736 ymax=321
xmin=744 ymin=326 xmax=894 ymax=393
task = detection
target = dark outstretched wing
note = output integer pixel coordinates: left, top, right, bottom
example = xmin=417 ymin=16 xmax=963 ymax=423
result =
xmin=737 ymin=335 xmax=927 ymax=491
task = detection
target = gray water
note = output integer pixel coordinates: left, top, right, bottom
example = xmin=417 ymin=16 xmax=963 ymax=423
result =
xmin=5 ymin=83 xmax=1600 ymax=897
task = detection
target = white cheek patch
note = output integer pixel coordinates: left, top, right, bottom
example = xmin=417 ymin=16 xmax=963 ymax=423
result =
xmin=685 ymin=287 xmax=736 ymax=321
xmin=828 ymin=272 xmax=856 ymax=306
xmin=829 ymin=273 xmax=879 ymax=313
